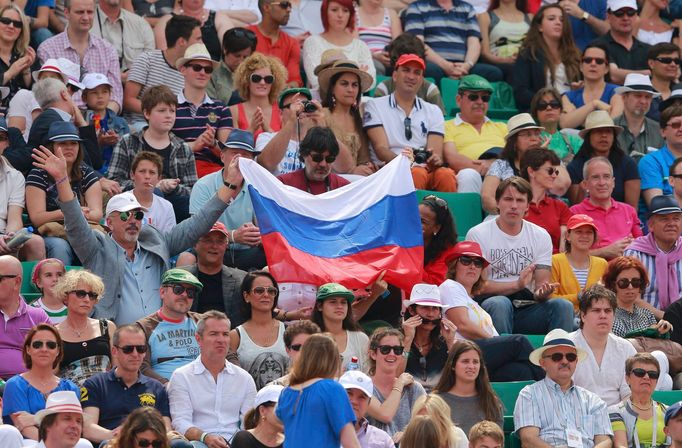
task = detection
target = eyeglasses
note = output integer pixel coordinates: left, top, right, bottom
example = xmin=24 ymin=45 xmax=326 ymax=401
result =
xmin=404 ymin=117 xmax=412 ymax=140
xmin=271 ymin=1 xmax=292 ymax=8
xmin=464 ymin=93 xmax=491 ymax=103
xmin=118 ymin=210 xmax=145 ymax=222
xmin=31 ymin=340 xmax=58 ymax=350
xmin=137 ymin=439 xmax=163 ymax=448
xmin=655 ymin=57 xmax=682 ymax=65
xmin=165 ymin=284 xmax=198 ymax=299
xmin=0 ymin=274 xmax=18 ymax=281
xmin=310 ymin=153 xmax=336 ymax=163
xmin=116 ymin=345 xmax=148 ymax=354
xmin=251 ymin=286 xmax=278 ymax=295
xmin=185 ymin=63 xmax=214 ymax=74
xmin=546 ymin=167 xmax=560 ymax=176
xmin=582 ymin=57 xmax=606 ymax=65
xmin=612 ymin=8 xmax=637 ymax=17
xmin=0 ymin=17 xmax=23 ymax=28
xmin=424 ymin=195 xmax=448 ymax=210
xmin=251 ymin=73 xmax=274 ymax=84
xmin=68 ymin=289 xmax=99 ymax=300
xmin=537 ymin=100 xmax=561 ymax=110
xmin=226 ymin=28 xmax=256 ymax=43
xmin=668 ymin=121 xmax=682 ymax=129
xmin=376 ymin=345 xmax=405 ymax=355
xmin=542 ymin=352 xmax=578 ymax=362
xmin=289 ymin=343 xmax=303 ymax=351
xmin=458 ymin=256 xmax=484 ymax=268
xmin=616 ymin=277 xmax=643 ymax=289
xmin=630 ymin=368 xmax=660 ymax=379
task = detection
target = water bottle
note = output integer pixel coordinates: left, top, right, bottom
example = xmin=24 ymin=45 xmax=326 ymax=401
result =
xmin=347 ymin=356 xmax=359 ymax=371
xmin=6 ymin=227 xmax=33 ymax=249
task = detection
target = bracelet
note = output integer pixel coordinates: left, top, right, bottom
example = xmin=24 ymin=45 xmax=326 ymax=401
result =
xmin=200 ymin=432 xmax=208 ymax=443
xmin=230 ymin=230 xmax=236 ymax=245
xmin=47 ymin=175 xmax=68 ymax=191
xmin=392 ymin=387 xmax=402 ymax=393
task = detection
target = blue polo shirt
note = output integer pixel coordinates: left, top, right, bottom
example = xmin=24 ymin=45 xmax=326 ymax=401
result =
xmin=404 ymin=0 xmax=481 ymax=63
xmin=638 ymin=144 xmax=676 ymax=222
xmin=81 ymin=368 xmax=170 ymax=429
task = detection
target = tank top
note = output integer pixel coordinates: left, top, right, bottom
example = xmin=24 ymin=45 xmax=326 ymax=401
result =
xmin=637 ymin=28 xmax=674 ymax=46
xmin=201 ymin=10 xmax=222 ymax=61
xmin=356 ymin=8 xmax=392 ymax=53
xmin=488 ymin=11 xmax=531 ymax=58
xmin=236 ymin=102 xmax=282 ymax=141
xmin=59 ymin=319 xmax=111 ymax=387
xmin=236 ymin=322 xmax=288 ymax=390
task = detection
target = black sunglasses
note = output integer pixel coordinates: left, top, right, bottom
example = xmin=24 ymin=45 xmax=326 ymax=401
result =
xmin=137 ymin=439 xmax=163 ymax=448
xmin=31 ymin=340 xmax=58 ymax=350
xmin=185 ymin=63 xmax=214 ymax=74
xmin=464 ymin=93 xmax=491 ymax=103
xmin=310 ymin=153 xmax=336 ymax=163
xmin=226 ymin=28 xmax=256 ymax=43
xmin=611 ymin=8 xmax=637 ymax=16
xmin=542 ymin=352 xmax=578 ymax=362
xmin=631 ymin=368 xmax=660 ymax=379
xmin=458 ymin=256 xmax=484 ymax=268
xmin=68 ymin=289 xmax=99 ymax=300
xmin=537 ymin=100 xmax=561 ymax=110
xmin=289 ymin=343 xmax=303 ymax=351
xmin=404 ymin=117 xmax=412 ymax=140
xmin=116 ymin=345 xmax=148 ymax=354
xmin=616 ymin=277 xmax=643 ymax=289
xmin=671 ymin=174 xmax=682 ymax=179
xmin=545 ymin=167 xmax=560 ymax=176
xmin=251 ymin=73 xmax=274 ymax=84
xmin=271 ymin=1 xmax=292 ymax=8
xmin=251 ymin=286 xmax=278 ymax=295
xmin=0 ymin=17 xmax=23 ymax=28
xmin=376 ymin=345 xmax=404 ymax=355
xmin=582 ymin=57 xmax=606 ymax=65
xmin=165 ymin=284 xmax=197 ymax=299
xmin=119 ymin=210 xmax=145 ymax=222
xmin=655 ymin=57 xmax=682 ymax=65
xmin=424 ymin=194 xmax=448 ymax=210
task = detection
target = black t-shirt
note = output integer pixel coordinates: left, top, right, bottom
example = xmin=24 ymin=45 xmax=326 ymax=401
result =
xmin=231 ymin=431 xmax=283 ymax=448
xmin=142 ymin=137 xmax=172 ymax=179
xmin=196 ymin=270 xmax=224 ymax=313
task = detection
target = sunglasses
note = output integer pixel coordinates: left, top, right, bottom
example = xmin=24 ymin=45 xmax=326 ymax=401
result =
xmin=310 ymin=153 xmax=336 ymax=163
xmin=0 ymin=17 xmax=23 ymax=28
xmin=289 ymin=343 xmax=303 ymax=351
xmin=0 ymin=134 xmax=8 ymax=142
xmin=68 ymin=289 xmax=99 ymax=300
xmin=668 ymin=121 xmax=682 ymax=129
xmin=616 ymin=277 xmax=643 ymax=289
xmin=655 ymin=57 xmax=682 ymax=65
xmin=165 ymin=284 xmax=197 ymax=299
xmin=404 ymin=117 xmax=412 ymax=140
xmin=458 ymin=256 xmax=484 ymax=268
xmin=375 ymin=345 xmax=405 ymax=355
xmin=463 ymin=93 xmax=491 ymax=103
xmin=671 ymin=174 xmax=682 ymax=179
xmin=630 ymin=368 xmax=660 ymax=379
xmin=116 ymin=345 xmax=147 ymax=354
xmin=424 ymin=195 xmax=448 ymax=210
xmin=185 ymin=63 xmax=214 ymax=74
xmin=137 ymin=439 xmax=163 ymax=448
xmin=251 ymin=73 xmax=275 ymax=84
xmin=119 ymin=210 xmax=145 ymax=222
xmin=251 ymin=286 xmax=278 ymax=295
xmin=612 ymin=8 xmax=637 ymax=16
xmin=420 ymin=317 xmax=442 ymax=325
xmin=582 ymin=57 xmax=606 ymax=65
xmin=537 ymin=100 xmax=561 ymax=110
xmin=31 ymin=340 xmax=58 ymax=350
xmin=271 ymin=1 xmax=292 ymax=8
xmin=545 ymin=167 xmax=560 ymax=176
xmin=542 ymin=352 xmax=578 ymax=362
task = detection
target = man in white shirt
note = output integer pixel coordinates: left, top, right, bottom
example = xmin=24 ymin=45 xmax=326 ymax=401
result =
xmin=466 ymin=177 xmax=574 ymax=334
xmin=168 ymin=310 xmax=257 ymax=447
xmin=569 ymin=284 xmax=636 ymax=406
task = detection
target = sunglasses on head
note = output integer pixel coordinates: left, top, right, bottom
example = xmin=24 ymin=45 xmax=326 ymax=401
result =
xmin=251 ymin=286 xmax=278 ymax=295
xmin=118 ymin=210 xmax=145 ymax=222
xmin=404 ymin=117 xmax=412 ymax=140
xmin=463 ymin=92 xmax=491 ymax=103
xmin=68 ymin=289 xmax=99 ymax=300
xmin=165 ymin=284 xmax=197 ymax=299
xmin=376 ymin=345 xmax=405 ymax=355
xmin=612 ymin=8 xmax=637 ymax=16
xmin=137 ymin=439 xmax=163 ymax=448
xmin=458 ymin=256 xmax=484 ymax=268
xmin=0 ymin=17 xmax=23 ymax=28
xmin=185 ymin=63 xmax=214 ymax=74
xmin=271 ymin=1 xmax=292 ymax=8
xmin=545 ymin=167 xmax=560 ymax=176
xmin=31 ymin=340 xmax=58 ymax=350
xmin=289 ymin=343 xmax=303 ymax=351
xmin=310 ymin=153 xmax=336 ymax=163
xmin=424 ymin=194 xmax=448 ymax=210
xmin=655 ymin=57 xmax=681 ymax=65
xmin=582 ymin=57 xmax=606 ymax=65
xmin=251 ymin=73 xmax=275 ymax=84
xmin=631 ymin=368 xmax=660 ymax=379
xmin=537 ymin=100 xmax=561 ymax=110
xmin=542 ymin=352 xmax=578 ymax=362
xmin=116 ymin=345 xmax=147 ymax=354
xmin=226 ymin=28 xmax=256 ymax=43
xmin=616 ymin=277 xmax=642 ymax=289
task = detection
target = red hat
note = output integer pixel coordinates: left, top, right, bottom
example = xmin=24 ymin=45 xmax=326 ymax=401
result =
xmin=444 ymin=241 xmax=490 ymax=267
xmin=567 ymin=214 xmax=598 ymax=232
xmin=207 ymin=222 xmax=229 ymax=237
xmin=395 ymin=54 xmax=425 ymax=70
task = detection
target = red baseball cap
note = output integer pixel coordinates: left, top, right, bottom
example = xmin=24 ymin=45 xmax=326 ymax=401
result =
xmin=395 ymin=54 xmax=425 ymax=70
xmin=207 ymin=222 xmax=229 ymax=237
xmin=444 ymin=241 xmax=490 ymax=267
xmin=567 ymin=214 xmax=598 ymax=232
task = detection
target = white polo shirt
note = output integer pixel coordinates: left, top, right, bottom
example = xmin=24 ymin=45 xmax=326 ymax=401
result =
xmin=363 ymin=93 xmax=445 ymax=164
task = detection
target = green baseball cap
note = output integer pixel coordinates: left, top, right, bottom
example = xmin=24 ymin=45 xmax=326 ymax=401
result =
xmin=458 ymin=74 xmax=493 ymax=93
xmin=278 ymin=87 xmax=312 ymax=109
xmin=316 ymin=283 xmax=355 ymax=303
xmin=161 ymin=268 xmax=203 ymax=292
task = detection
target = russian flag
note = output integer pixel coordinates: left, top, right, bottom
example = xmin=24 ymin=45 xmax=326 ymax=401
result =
xmin=239 ymin=156 xmax=424 ymax=290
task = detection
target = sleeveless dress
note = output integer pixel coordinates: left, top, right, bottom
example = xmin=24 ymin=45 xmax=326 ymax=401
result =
xmin=236 ymin=102 xmax=281 ymax=141
xmin=59 ymin=319 xmax=111 ymax=386
xmin=356 ymin=8 xmax=392 ymax=53
xmin=488 ymin=11 xmax=531 ymax=58
xmin=236 ymin=321 xmax=288 ymax=390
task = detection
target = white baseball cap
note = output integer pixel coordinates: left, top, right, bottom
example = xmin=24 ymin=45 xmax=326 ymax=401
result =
xmin=254 ymin=384 xmax=284 ymax=407
xmin=82 ymin=72 xmax=113 ymax=90
xmin=607 ymin=0 xmax=637 ymax=11
xmin=339 ymin=370 xmax=373 ymax=398
xmin=105 ymin=192 xmax=148 ymax=217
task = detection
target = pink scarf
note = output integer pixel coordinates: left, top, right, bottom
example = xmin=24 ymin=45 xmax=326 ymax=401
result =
xmin=628 ymin=233 xmax=682 ymax=309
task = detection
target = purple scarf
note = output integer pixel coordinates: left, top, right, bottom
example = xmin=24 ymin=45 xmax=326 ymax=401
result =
xmin=628 ymin=233 xmax=682 ymax=309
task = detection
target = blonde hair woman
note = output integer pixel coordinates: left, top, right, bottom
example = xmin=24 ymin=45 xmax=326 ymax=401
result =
xmin=400 ymin=415 xmax=445 ymax=448
xmin=412 ymin=394 xmax=468 ymax=448
xmin=0 ymin=3 xmax=34 ymax=109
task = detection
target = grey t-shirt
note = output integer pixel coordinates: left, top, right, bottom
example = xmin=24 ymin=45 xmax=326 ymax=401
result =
xmin=367 ymin=382 xmax=426 ymax=436
xmin=437 ymin=392 xmax=504 ymax=436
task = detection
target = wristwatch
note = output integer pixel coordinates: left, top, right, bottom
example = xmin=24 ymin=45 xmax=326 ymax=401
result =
xmin=223 ymin=181 xmax=239 ymax=190
xmin=581 ymin=11 xmax=590 ymax=21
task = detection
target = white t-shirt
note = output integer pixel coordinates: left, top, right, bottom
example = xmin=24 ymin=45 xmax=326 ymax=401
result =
xmin=0 ymin=161 xmax=25 ymax=234
xmin=466 ymin=219 xmax=553 ymax=284
xmin=145 ymin=194 xmax=176 ymax=233
xmin=255 ymin=132 xmax=305 ymax=175
xmin=439 ymin=279 xmax=498 ymax=339
xmin=8 ymin=89 xmax=40 ymax=142
xmin=204 ymin=0 xmax=261 ymax=21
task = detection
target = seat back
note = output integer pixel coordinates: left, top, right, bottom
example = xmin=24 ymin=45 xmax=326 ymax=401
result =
xmin=415 ymin=191 xmax=483 ymax=240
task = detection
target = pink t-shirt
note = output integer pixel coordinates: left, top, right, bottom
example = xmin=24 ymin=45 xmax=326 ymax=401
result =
xmin=569 ymin=198 xmax=643 ymax=249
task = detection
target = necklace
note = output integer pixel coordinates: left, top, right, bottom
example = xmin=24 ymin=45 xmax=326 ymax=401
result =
xmin=68 ymin=319 xmax=89 ymax=338
xmin=414 ymin=340 xmax=431 ymax=354
xmin=630 ymin=399 xmax=653 ymax=411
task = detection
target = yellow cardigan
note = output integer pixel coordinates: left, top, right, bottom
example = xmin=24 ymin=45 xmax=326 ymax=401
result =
xmin=550 ymin=253 xmax=608 ymax=311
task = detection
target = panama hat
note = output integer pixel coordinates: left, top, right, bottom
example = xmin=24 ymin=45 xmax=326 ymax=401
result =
xmin=176 ymin=43 xmax=220 ymax=70
xmin=578 ymin=110 xmax=623 ymax=138
xmin=528 ymin=329 xmax=587 ymax=366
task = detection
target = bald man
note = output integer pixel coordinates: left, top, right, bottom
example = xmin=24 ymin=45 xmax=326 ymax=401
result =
xmin=0 ymin=255 xmax=50 ymax=380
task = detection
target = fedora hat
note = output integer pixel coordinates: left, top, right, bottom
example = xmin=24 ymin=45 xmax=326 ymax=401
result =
xmin=176 ymin=43 xmax=220 ymax=70
xmin=403 ymin=283 xmax=446 ymax=308
xmin=35 ymin=391 xmax=83 ymax=425
xmin=528 ymin=329 xmax=587 ymax=366
xmin=505 ymin=113 xmax=544 ymax=140
xmin=648 ymin=195 xmax=682 ymax=218
xmin=32 ymin=58 xmax=68 ymax=83
xmin=314 ymin=49 xmax=348 ymax=76
xmin=578 ymin=110 xmax=623 ymax=138
xmin=317 ymin=59 xmax=374 ymax=97
xmin=615 ymin=73 xmax=660 ymax=97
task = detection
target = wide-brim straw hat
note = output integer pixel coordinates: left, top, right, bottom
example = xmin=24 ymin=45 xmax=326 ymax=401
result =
xmin=528 ymin=329 xmax=588 ymax=366
xmin=176 ymin=43 xmax=220 ymax=70
xmin=578 ymin=110 xmax=623 ymax=138
xmin=505 ymin=113 xmax=545 ymax=140
xmin=317 ymin=59 xmax=374 ymax=98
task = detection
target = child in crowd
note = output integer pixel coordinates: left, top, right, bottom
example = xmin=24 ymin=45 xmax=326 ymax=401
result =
xmin=81 ymin=73 xmax=129 ymax=174
xmin=30 ymin=258 xmax=67 ymax=323
xmin=468 ymin=421 xmax=504 ymax=448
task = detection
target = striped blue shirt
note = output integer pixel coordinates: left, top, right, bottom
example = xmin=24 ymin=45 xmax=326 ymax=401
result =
xmin=624 ymin=242 xmax=682 ymax=310
xmin=514 ymin=377 xmax=612 ymax=447
xmin=404 ymin=0 xmax=481 ymax=63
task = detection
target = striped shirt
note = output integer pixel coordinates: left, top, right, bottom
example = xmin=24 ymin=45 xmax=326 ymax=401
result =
xmin=624 ymin=241 xmax=682 ymax=310
xmin=514 ymin=377 xmax=612 ymax=447
xmin=356 ymin=8 xmax=393 ymax=53
xmin=572 ymin=267 xmax=589 ymax=289
xmin=32 ymin=298 xmax=68 ymax=324
xmin=173 ymin=91 xmax=233 ymax=165
xmin=404 ymin=0 xmax=481 ymax=63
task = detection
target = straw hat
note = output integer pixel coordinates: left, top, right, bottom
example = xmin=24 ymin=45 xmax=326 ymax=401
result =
xmin=578 ymin=110 xmax=623 ymax=138
xmin=528 ymin=329 xmax=587 ymax=366
xmin=314 ymin=49 xmax=347 ymax=76
xmin=505 ymin=113 xmax=544 ymax=140
xmin=35 ymin=391 xmax=83 ymax=424
xmin=317 ymin=59 xmax=374 ymax=98
xmin=176 ymin=43 xmax=220 ymax=70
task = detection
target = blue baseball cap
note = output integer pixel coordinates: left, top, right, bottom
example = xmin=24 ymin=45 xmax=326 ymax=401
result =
xmin=665 ymin=401 xmax=682 ymax=424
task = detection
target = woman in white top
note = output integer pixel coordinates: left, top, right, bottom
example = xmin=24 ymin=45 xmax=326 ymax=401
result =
xmin=230 ymin=271 xmax=288 ymax=390
xmin=634 ymin=0 xmax=675 ymax=45
xmin=302 ymin=0 xmax=375 ymax=90
xmin=311 ymin=282 xmax=369 ymax=372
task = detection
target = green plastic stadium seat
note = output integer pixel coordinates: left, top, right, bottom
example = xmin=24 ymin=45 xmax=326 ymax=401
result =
xmin=653 ymin=390 xmax=682 ymax=405
xmin=525 ymin=334 xmax=545 ymax=349
xmin=366 ymin=75 xmax=391 ymax=97
xmin=20 ymin=261 xmax=39 ymax=295
xmin=493 ymin=380 xmax=534 ymax=415
xmin=415 ymin=191 xmax=483 ymax=241
xmin=440 ymin=78 xmax=460 ymax=117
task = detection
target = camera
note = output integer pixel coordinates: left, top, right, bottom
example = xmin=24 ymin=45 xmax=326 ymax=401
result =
xmin=412 ymin=147 xmax=430 ymax=164
xmin=302 ymin=101 xmax=318 ymax=113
